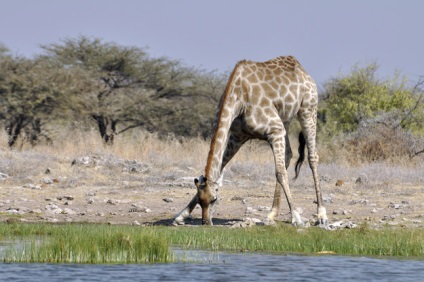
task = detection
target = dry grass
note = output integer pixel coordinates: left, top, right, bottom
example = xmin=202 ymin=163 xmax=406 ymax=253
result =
xmin=1 ymin=129 xmax=423 ymax=187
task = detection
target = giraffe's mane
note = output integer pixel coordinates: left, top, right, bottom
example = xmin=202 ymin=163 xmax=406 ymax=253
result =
xmin=204 ymin=61 xmax=243 ymax=177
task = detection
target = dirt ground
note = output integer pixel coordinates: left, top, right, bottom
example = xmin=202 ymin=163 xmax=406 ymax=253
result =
xmin=1 ymin=159 xmax=424 ymax=229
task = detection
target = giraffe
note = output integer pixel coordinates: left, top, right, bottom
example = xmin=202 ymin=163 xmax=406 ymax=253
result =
xmin=173 ymin=56 xmax=328 ymax=226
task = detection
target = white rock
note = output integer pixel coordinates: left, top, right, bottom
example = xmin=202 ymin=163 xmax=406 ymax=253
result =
xmin=62 ymin=208 xmax=77 ymax=215
xmin=133 ymin=220 xmax=141 ymax=226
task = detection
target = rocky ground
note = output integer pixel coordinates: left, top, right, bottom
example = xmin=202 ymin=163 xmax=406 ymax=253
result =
xmin=1 ymin=153 xmax=424 ymax=230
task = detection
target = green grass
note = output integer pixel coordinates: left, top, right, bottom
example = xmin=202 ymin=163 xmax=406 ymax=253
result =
xmin=165 ymin=223 xmax=424 ymax=258
xmin=0 ymin=223 xmax=172 ymax=264
xmin=1 ymin=222 xmax=424 ymax=264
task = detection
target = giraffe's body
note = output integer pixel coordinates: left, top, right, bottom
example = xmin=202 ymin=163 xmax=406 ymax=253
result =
xmin=173 ymin=56 xmax=328 ymax=226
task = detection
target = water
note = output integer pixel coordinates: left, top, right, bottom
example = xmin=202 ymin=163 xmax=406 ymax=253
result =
xmin=1 ymin=251 xmax=424 ymax=281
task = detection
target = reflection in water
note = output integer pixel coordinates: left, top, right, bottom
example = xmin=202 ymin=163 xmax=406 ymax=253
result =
xmin=1 ymin=250 xmax=424 ymax=281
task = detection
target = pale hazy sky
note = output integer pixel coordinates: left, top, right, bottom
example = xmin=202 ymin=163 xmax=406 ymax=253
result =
xmin=0 ymin=0 xmax=423 ymax=86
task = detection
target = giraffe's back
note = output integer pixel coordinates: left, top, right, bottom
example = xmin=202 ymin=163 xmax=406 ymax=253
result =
xmin=235 ymin=56 xmax=317 ymax=123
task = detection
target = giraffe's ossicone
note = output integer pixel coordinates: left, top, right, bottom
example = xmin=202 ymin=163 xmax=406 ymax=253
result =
xmin=173 ymin=56 xmax=328 ymax=227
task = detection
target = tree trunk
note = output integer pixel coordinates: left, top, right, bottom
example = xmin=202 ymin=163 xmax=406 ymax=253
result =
xmin=92 ymin=115 xmax=117 ymax=145
xmin=6 ymin=116 xmax=25 ymax=148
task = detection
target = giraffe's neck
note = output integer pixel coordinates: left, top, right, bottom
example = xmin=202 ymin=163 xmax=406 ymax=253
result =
xmin=204 ymin=64 xmax=242 ymax=182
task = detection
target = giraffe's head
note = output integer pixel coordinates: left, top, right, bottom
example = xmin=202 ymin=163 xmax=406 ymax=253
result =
xmin=194 ymin=175 xmax=218 ymax=225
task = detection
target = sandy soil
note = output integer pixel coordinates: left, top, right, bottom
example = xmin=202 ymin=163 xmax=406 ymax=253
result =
xmin=1 ymin=159 xmax=424 ymax=229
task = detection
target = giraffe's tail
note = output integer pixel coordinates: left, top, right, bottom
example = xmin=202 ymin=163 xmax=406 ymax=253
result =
xmin=294 ymin=132 xmax=306 ymax=180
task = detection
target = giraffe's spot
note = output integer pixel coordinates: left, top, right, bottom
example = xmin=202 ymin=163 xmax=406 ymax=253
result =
xmin=220 ymin=107 xmax=231 ymax=120
xmin=281 ymin=76 xmax=290 ymax=85
xmin=251 ymin=91 xmax=260 ymax=105
xmin=285 ymin=94 xmax=295 ymax=104
xmin=251 ymin=84 xmax=261 ymax=95
xmin=268 ymin=64 xmax=277 ymax=69
xmin=280 ymin=85 xmax=288 ymax=95
xmin=264 ymin=68 xmax=273 ymax=80
xmin=273 ymin=67 xmax=283 ymax=76
xmin=269 ymin=80 xmax=279 ymax=91
xmin=260 ymin=97 xmax=272 ymax=108
xmin=247 ymin=73 xmax=259 ymax=84
xmin=264 ymin=107 xmax=274 ymax=117
xmin=289 ymin=85 xmax=299 ymax=94
xmin=242 ymin=68 xmax=252 ymax=78
xmin=256 ymin=69 xmax=265 ymax=81
xmin=254 ymin=108 xmax=268 ymax=125
xmin=261 ymin=82 xmax=274 ymax=95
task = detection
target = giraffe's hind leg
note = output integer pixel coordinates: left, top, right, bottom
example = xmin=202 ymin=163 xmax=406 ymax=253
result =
xmin=298 ymin=109 xmax=328 ymax=227
xmin=267 ymin=127 xmax=303 ymax=226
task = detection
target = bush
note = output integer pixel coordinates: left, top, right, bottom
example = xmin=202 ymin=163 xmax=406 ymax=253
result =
xmin=338 ymin=112 xmax=423 ymax=162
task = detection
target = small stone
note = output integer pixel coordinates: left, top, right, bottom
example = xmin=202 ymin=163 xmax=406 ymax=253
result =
xmin=250 ymin=218 xmax=262 ymax=224
xmin=50 ymin=208 xmax=63 ymax=214
xmin=6 ymin=209 xmax=19 ymax=214
xmin=320 ymin=175 xmax=332 ymax=183
xmin=133 ymin=220 xmax=141 ymax=226
xmin=87 ymin=199 xmax=94 ymax=204
xmin=30 ymin=209 xmax=42 ymax=214
xmin=163 ymin=198 xmax=174 ymax=203
xmin=355 ymin=173 xmax=369 ymax=184
xmin=42 ymin=178 xmax=53 ymax=184
xmin=323 ymin=196 xmax=333 ymax=203
xmin=96 ymin=212 xmax=105 ymax=217
xmin=389 ymin=203 xmax=401 ymax=209
xmin=62 ymin=208 xmax=76 ymax=215
xmin=46 ymin=203 xmax=60 ymax=210
xmin=107 ymin=199 xmax=119 ymax=205
xmin=0 ymin=172 xmax=9 ymax=181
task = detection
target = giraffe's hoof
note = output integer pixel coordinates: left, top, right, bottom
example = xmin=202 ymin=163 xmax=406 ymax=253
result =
xmin=316 ymin=218 xmax=329 ymax=228
xmin=172 ymin=217 xmax=185 ymax=226
xmin=291 ymin=210 xmax=304 ymax=227
xmin=291 ymin=220 xmax=305 ymax=227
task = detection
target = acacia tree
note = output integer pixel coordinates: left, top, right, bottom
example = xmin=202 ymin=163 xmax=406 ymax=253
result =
xmin=42 ymin=36 xmax=207 ymax=144
xmin=0 ymin=55 xmax=79 ymax=147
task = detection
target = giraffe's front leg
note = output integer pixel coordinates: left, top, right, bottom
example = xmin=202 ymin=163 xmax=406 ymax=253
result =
xmin=172 ymin=194 xmax=198 ymax=226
